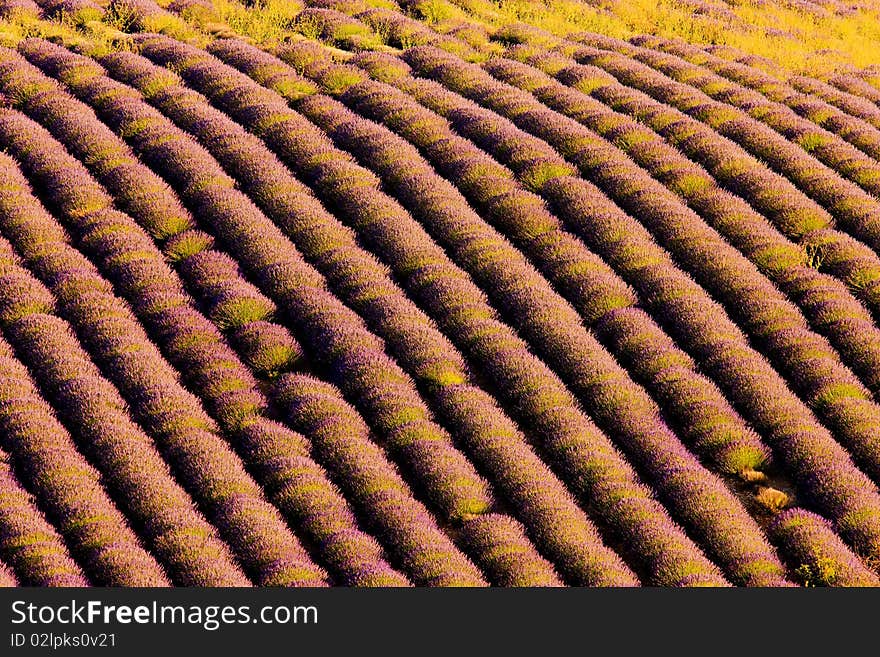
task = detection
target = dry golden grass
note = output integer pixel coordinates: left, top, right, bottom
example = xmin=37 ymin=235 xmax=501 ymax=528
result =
xmin=756 ymin=486 xmax=792 ymax=512
xmin=445 ymin=0 xmax=880 ymax=75
xmin=739 ymin=468 xmax=769 ymax=484
xmin=5 ymin=0 xmax=878 ymax=76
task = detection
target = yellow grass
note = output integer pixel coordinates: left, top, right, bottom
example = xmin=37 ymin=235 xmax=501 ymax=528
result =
xmin=445 ymin=0 xmax=880 ymax=75
xmin=756 ymin=486 xmax=791 ymax=512
xmin=5 ymin=0 xmax=879 ymax=76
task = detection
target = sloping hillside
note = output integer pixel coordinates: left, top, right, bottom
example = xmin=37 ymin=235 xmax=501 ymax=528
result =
xmin=1 ymin=0 xmax=880 ymax=587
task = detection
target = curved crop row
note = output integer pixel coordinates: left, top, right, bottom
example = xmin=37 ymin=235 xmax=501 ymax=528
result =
xmin=0 ymin=98 xmax=329 ymax=587
xmin=209 ymin=38 xmax=782 ymax=587
xmin=552 ymin=52 xmax=880 ymax=319
xmin=646 ymin=38 xmax=880 ymax=168
xmin=174 ymin=246 xmax=276 ymax=335
xmin=13 ymin=40 xmax=414 ymax=589
xmin=769 ymin=509 xmax=880 ymax=586
xmin=346 ymin=59 xmax=773 ymax=477
xmin=138 ymin=34 xmax=726 ymax=587
xmin=0 ymin=223 xmax=248 ymax=586
xmin=487 ymin=52 xmax=880 ymax=402
xmin=8 ymin=42 xmax=305 ymax=386
xmin=140 ymin=225 xmax=470 ymax=584
xmin=167 ymin=247 xmax=414 ymax=585
xmin=201 ymin=38 xmax=735 ymax=587
xmin=358 ymin=48 xmax=781 ymax=465
xmin=26 ymin=38 xmax=522 ymax=570
xmin=335 ymin=50 xmax=771 ymax=478
xmin=827 ymin=73 xmax=880 ymax=108
xmin=521 ymin=49 xmax=880 ymax=343
xmin=98 ymin=40 xmax=640 ymax=587
xmin=453 ymin=513 xmax=565 ymax=586
xmin=1 ymin=0 xmax=875 ymax=589
xmin=6 ymin=41 xmax=408 ymax=588
xmin=276 ymin=46 xmax=804 ymax=582
xmin=628 ymin=35 xmax=880 ymax=201
xmin=401 ymin=48 xmax=880 ymax=485
xmin=790 ymin=75 xmax=880 ymax=132
xmin=294 ymin=7 xmax=385 ymax=52
xmin=227 ymin=317 xmax=304 ymax=378
xmin=0 ymin=79 xmax=398 ymax=585
xmin=546 ymin=173 xmax=880 ymax=560
xmin=355 ymin=6 xmax=479 ymax=60
xmin=398 ymin=45 xmax=880 ymax=562
xmin=276 ymin=374 xmax=552 ymax=586
xmin=0 ymin=254 xmax=168 ymax=586
xmin=563 ymin=38 xmax=880 ymax=302
xmin=401 ymin=43 xmax=880 ymax=470
xmin=523 ymin=51 xmax=880 ymax=312
xmin=0 ymin=444 xmax=89 ymax=586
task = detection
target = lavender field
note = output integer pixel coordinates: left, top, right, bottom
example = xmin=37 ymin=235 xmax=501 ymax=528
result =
xmin=1 ymin=0 xmax=880 ymax=587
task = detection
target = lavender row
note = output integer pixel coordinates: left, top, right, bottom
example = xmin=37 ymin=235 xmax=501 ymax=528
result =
xmin=0 ymin=134 xmax=304 ymax=587
xmin=400 ymin=45 xmax=880 ymax=562
xmin=827 ymin=73 xmax=880 ymax=108
xmin=141 ymin=34 xmax=709 ymax=587
xmin=176 ymin=247 xmax=274 ymax=331
xmin=100 ymin=50 xmax=573 ymax=588
xmin=347 ymin=49 xmax=770 ymax=479
xmin=61 ymin=46 xmax=503 ymax=560
xmin=565 ymin=37 xmax=880 ymax=288
xmin=454 ymin=513 xmax=565 ymax=586
xmin=490 ymin=51 xmax=880 ymax=401
xmin=531 ymin=50 xmax=880 ymax=351
xmin=425 ymin=41 xmax=880 ymax=443
xmin=483 ymin=55 xmax=880 ymax=474
xmin=11 ymin=45 xmax=304 ymax=380
xmin=790 ymin=75 xmax=880 ymax=132
xmin=169 ymin=243 xmax=413 ymax=586
xmin=0 ymin=254 xmax=168 ymax=586
xmin=285 ymin=46 xmax=782 ymax=582
xmin=0 ymin=95 xmax=327 ymax=588
xmin=213 ymin=38 xmax=772 ymax=587
xmin=0 ymin=443 xmax=89 ymax=586
xmin=769 ymin=509 xmax=880 ymax=586
xmin=11 ymin=40 xmax=408 ymax=587
xmin=629 ymin=35 xmax=880 ymax=201
xmin=0 ymin=216 xmax=248 ymax=586
xmin=17 ymin=41 xmax=409 ymax=589
xmin=109 ymin=38 xmax=638 ymax=587
xmin=355 ymin=6 xmax=479 ymax=60
xmin=541 ymin=46 xmax=880 ymax=341
xmin=203 ymin=37 xmax=736 ymax=587
xmin=277 ymin=374 xmax=548 ymax=586
xmin=141 ymin=240 xmax=405 ymax=584
xmin=645 ymin=38 xmax=880 ymax=169
xmin=294 ymin=7 xmax=385 ymax=52
xmin=545 ymin=173 xmax=880 ymax=561
xmin=532 ymin=46 xmax=880 ymax=318
xmin=41 ymin=37 xmax=503 ymax=542
xmin=402 ymin=46 xmax=880 ymax=487
xmin=230 ymin=319 xmax=304 ymax=378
